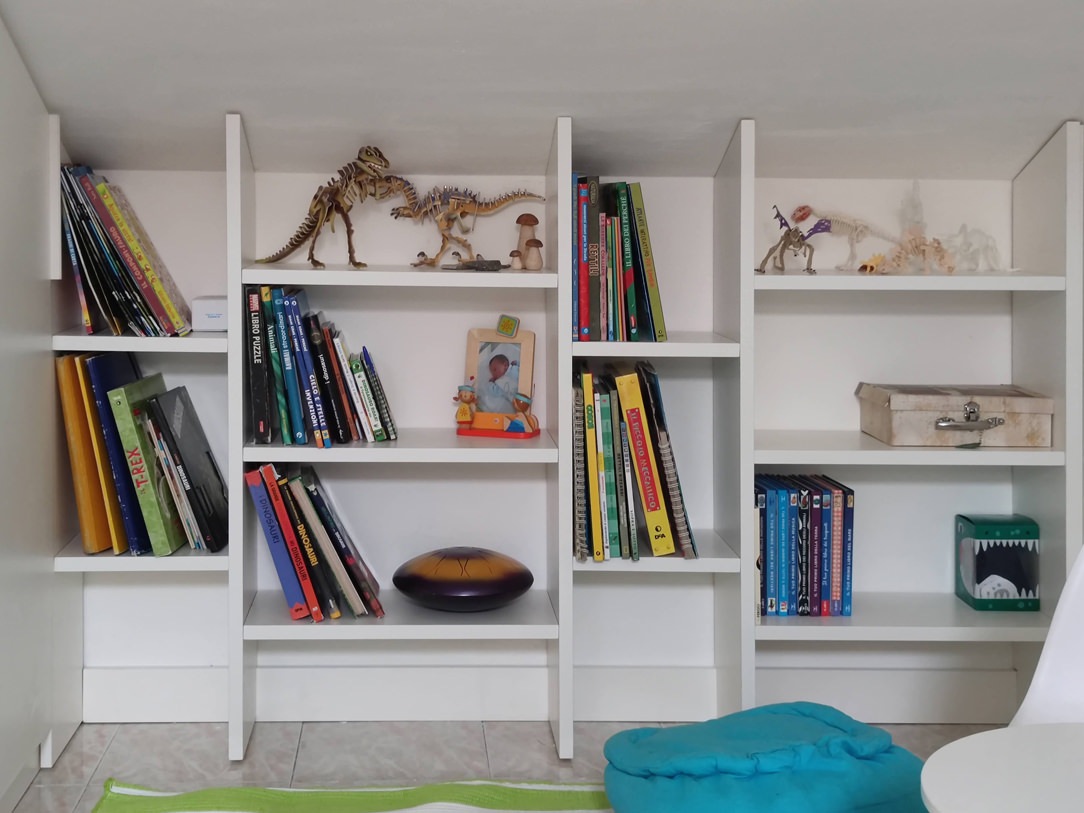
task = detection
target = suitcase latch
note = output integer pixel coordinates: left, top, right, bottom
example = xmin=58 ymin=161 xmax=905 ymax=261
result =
xmin=935 ymin=401 xmax=1006 ymax=431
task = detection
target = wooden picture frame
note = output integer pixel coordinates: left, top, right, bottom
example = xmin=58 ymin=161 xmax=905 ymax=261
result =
xmin=455 ymin=327 xmax=539 ymax=438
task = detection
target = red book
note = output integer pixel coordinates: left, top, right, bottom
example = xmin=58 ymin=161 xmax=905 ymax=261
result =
xmin=321 ymin=320 xmax=359 ymax=442
xmin=259 ymin=463 xmax=323 ymax=621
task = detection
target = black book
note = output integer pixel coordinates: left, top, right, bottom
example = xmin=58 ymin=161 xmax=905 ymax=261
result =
xmin=244 ymin=285 xmax=272 ymax=443
xmin=277 ymin=474 xmax=341 ymax=620
xmin=303 ymin=312 xmax=350 ymax=445
xmin=146 ymin=387 xmax=228 ymax=552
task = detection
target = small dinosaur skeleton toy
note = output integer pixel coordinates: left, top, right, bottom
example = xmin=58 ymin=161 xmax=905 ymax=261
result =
xmin=385 ymin=177 xmax=543 ymax=266
xmin=256 ymin=145 xmax=391 ymax=269
xmin=756 ymin=205 xmax=817 ymax=274
xmin=880 ymin=227 xmax=955 ymax=275
xmin=791 ymin=205 xmax=899 ymax=271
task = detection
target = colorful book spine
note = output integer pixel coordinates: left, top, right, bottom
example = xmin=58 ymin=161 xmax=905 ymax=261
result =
xmin=260 ymin=286 xmax=291 ymax=445
xmin=332 ymin=332 xmax=374 ymax=442
xmin=577 ymin=182 xmax=590 ymax=340
xmin=277 ymin=473 xmax=340 ymax=619
xmin=322 ymin=321 xmax=359 ymax=442
xmin=140 ymin=407 xmax=201 ymax=550
xmin=108 ymin=373 xmax=187 ymax=557
xmin=613 ymin=182 xmax=639 ymax=341
xmin=83 ymin=353 xmax=152 ymax=555
xmin=60 ymin=205 xmax=93 ymax=334
xmin=349 ymin=354 xmax=386 ymax=441
xmin=580 ymin=368 xmax=604 ymax=561
xmin=245 ymin=286 xmax=272 ymax=444
xmin=304 ymin=312 xmax=349 ymax=445
xmin=362 ymin=347 xmax=397 ymax=440
xmin=618 ymin=417 xmax=639 ymax=561
xmin=55 ymin=355 xmax=112 ymax=553
xmin=305 ymin=471 xmax=385 ymax=618
xmin=606 ymin=377 xmax=631 ymax=559
xmin=754 ymin=483 xmax=767 ymax=616
xmin=585 ymin=177 xmax=601 ymax=341
xmin=755 ymin=476 xmax=778 ymax=615
xmin=73 ymin=169 xmax=172 ymax=335
xmin=96 ymin=179 xmax=190 ymax=335
xmin=613 ymin=370 xmax=675 ymax=556
xmin=106 ymin=182 xmax=192 ymax=330
xmin=271 ymin=288 xmax=307 ymax=444
xmin=244 ymin=469 xmax=309 ymax=620
xmin=571 ymin=381 xmax=589 ymax=562
xmin=288 ymin=475 xmax=367 ymax=617
xmin=597 ymin=380 xmax=620 ymax=558
xmin=820 ymin=475 xmax=855 ymax=617
xmin=788 ymin=476 xmax=811 ymax=616
xmin=260 ymin=464 xmax=322 ymax=621
xmin=628 ymin=182 xmax=667 ymax=341
xmin=571 ymin=172 xmax=580 ymax=341
xmin=804 ymin=478 xmax=823 ymax=617
xmin=283 ymin=292 xmax=329 ymax=447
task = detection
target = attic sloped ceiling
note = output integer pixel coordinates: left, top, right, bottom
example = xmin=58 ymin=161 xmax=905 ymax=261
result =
xmin=1 ymin=0 xmax=1083 ymax=178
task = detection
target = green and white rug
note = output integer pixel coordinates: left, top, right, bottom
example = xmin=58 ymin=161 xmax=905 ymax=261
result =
xmin=93 ymin=778 xmax=613 ymax=813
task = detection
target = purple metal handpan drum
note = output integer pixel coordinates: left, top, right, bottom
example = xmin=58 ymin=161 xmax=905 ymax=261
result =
xmin=392 ymin=546 xmax=534 ymax=612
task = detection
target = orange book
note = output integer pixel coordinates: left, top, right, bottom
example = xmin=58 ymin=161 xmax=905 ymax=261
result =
xmin=56 ymin=355 xmax=113 ymax=554
xmin=75 ymin=355 xmax=128 ymax=554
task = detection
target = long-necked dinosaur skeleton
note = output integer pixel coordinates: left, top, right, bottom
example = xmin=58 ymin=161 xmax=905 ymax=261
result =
xmin=256 ymin=145 xmax=391 ymax=269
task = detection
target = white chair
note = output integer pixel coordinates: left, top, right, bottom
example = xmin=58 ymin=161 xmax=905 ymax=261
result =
xmin=1010 ymin=546 xmax=1084 ymax=726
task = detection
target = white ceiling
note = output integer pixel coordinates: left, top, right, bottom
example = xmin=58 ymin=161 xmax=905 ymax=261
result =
xmin=3 ymin=0 xmax=1084 ymax=179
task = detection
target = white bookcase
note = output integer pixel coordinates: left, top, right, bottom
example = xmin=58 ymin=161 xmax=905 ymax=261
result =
xmin=25 ymin=109 xmax=1083 ymax=773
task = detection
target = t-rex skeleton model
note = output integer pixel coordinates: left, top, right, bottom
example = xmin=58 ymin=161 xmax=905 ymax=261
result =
xmin=756 ymin=205 xmax=817 ymax=274
xmin=255 ymin=145 xmax=391 ymax=269
xmin=384 ymin=178 xmax=543 ymax=266
xmin=791 ymin=204 xmax=899 ymax=271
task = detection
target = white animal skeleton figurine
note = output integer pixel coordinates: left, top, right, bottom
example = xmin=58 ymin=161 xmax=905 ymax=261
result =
xmin=790 ymin=205 xmax=898 ymax=272
xmin=941 ymin=224 xmax=1008 ymax=273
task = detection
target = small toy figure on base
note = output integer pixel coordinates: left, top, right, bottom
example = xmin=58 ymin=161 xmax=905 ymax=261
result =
xmin=756 ymin=205 xmax=817 ymax=274
xmin=453 ymin=381 xmax=477 ymax=428
xmin=523 ymin=239 xmax=544 ymax=270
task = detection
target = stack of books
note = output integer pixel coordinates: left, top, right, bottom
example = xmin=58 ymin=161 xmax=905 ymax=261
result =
xmin=573 ymin=360 xmax=695 ymax=562
xmin=60 ymin=164 xmax=191 ymax=337
xmin=56 ymin=353 xmax=227 ymax=556
xmin=753 ymin=474 xmax=855 ymax=618
xmin=245 ymin=464 xmax=384 ymax=620
xmin=245 ymin=286 xmax=397 ymax=446
xmin=573 ymin=177 xmax=667 ymax=343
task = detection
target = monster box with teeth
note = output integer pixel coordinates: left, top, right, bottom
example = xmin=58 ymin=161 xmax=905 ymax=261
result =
xmin=955 ymin=513 xmax=1039 ymax=611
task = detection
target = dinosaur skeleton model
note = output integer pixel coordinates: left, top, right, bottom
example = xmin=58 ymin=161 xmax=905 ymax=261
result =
xmin=880 ymin=227 xmax=955 ymax=275
xmin=790 ymin=205 xmax=899 ymax=272
xmin=256 ymin=145 xmax=391 ymax=269
xmin=756 ymin=205 xmax=818 ymax=274
xmin=384 ymin=178 xmax=543 ymax=267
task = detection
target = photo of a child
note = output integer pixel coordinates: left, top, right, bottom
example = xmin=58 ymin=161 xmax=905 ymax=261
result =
xmin=476 ymin=343 xmax=521 ymax=413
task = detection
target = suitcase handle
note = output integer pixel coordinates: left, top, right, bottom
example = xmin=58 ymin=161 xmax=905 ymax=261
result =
xmin=935 ymin=400 xmax=1006 ymax=431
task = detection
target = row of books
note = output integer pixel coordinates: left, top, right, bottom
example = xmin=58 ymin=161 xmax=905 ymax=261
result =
xmin=574 ymin=177 xmax=667 ymax=343
xmin=60 ymin=164 xmax=191 ymax=337
xmin=754 ymin=474 xmax=855 ymax=617
xmin=573 ymin=360 xmax=695 ymax=562
xmin=245 ymin=286 xmax=397 ymax=446
xmin=56 ymin=353 xmax=228 ymax=556
xmin=246 ymin=464 xmax=384 ymax=620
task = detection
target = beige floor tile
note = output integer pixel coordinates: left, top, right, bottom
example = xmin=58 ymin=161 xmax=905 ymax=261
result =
xmin=13 ymin=784 xmax=85 ymax=813
xmin=33 ymin=725 xmax=117 ymax=787
xmin=484 ymin=721 xmax=650 ymax=782
xmin=292 ymin=721 xmax=489 ymax=787
xmin=85 ymin=722 xmax=300 ymax=792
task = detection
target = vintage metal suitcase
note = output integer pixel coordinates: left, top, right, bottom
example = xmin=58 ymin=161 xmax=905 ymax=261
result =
xmin=854 ymin=383 xmax=1053 ymax=447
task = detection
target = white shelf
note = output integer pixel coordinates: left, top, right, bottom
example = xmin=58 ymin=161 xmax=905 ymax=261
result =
xmin=755 ymin=592 xmax=1052 ymax=642
xmin=571 ymin=332 xmax=739 ymax=358
xmin=243 ymin=589 xmax=558 ymax=641
xmin=754 ymin=430 xmax=1065 ymax=467
xmin=53 ymin=536 xmax=229 ymax=573
xmin=52 ymin=329 xmax=229 ymax=354
xmin=572 ymin=530 xmax=739 ymax=573
xmin=242 ymin=264 xmax=558 ymax=289
xmin=242 ymin=428 xmax=558 ymax=464
xmin=753 ymin=270 xmax=1066 ymax=292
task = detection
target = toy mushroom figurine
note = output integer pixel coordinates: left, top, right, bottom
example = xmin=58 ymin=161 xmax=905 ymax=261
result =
xmin=516 ymin=213 xmax=540 ymax=256
xmin=509 ymin=249 xmax=523 ymax=270
xmin=523 ymin=238 xmax=543 ymax=271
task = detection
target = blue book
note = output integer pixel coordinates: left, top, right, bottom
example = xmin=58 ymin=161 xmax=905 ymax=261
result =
xmin=83 ymin=353 xmax=153 ymax=555
xmin=283 ymin=292 xmax=329 ymax=447
xmin=291 ymin=290 xmax=331 ymax=448
xmin=755 ymin=475 xmax=779 ymax=616
xmin=271 ymin=288 xmax=307 ymax=444
xmin=783 ymin=479 xmax=798 ymax=616
xmin=806 ymin=475 xmax=834 ymax=616
xmin=244 ymin=469 xmax=308 ymax=620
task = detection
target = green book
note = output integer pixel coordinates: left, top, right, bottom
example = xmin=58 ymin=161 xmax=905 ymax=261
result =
xmin=107 ymin=373 xmax=187 ymax=556
xmin=261 ymin=285 xmax=292 ymax=444
xmin=597 ymin=379 xmax=621 ymax=559
xmin=628 ymin=182 xmax=667 ymax=341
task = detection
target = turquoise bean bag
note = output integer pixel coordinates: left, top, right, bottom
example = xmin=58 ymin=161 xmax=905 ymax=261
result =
xmin=604 ymin=702 xmax=925 ymax=813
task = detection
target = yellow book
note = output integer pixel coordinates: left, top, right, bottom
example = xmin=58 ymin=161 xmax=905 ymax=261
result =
xmin=613 ymin=371 xmax=675 ymax=556
xmin=75 ymin=355 xmax=128 ymax=554
xmin=56 ymin=355 xmax=113 ymax=554
xmin=581 ymin=370 xmax=605 ymax=562
xmin=97 ymin=180 xmax=191 ymax=335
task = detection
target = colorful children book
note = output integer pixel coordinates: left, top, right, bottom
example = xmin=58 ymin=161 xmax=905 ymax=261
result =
xmin=271 ymin=287 xmax=307 ymax=444
xmin=260 ymin=464 xmax=322 ymax=621
xmin=244 ymin=469 xmax=309 ymax=620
